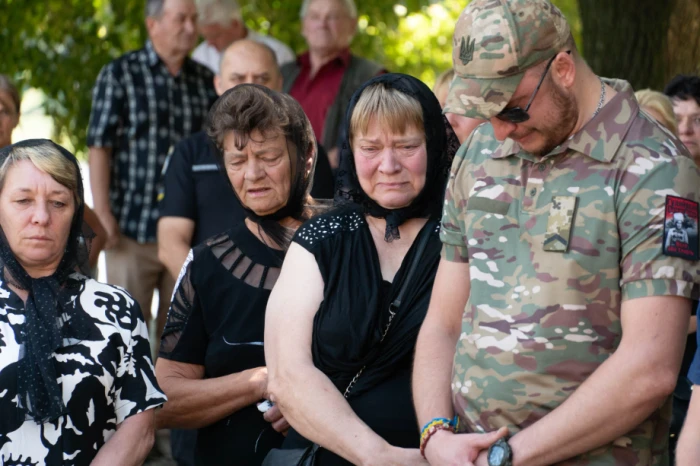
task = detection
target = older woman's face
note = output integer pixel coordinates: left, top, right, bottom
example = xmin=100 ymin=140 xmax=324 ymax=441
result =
xmin=353 ymin=118 xmax=427 ymax=210
xmin=0 ymin=160 xmax=75 ymax=274
xmin=223 ymin=129 xmax=292 ymax=216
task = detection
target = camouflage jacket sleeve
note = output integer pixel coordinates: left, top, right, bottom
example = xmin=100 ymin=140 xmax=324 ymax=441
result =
xmin=619 ymin=152 xmax=700 ymax=301
xmin=440 ymin=133 xmax=476 ymax=263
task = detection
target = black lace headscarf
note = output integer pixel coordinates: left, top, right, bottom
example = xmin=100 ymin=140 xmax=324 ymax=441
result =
xmin=207 ymin=84 xmax=318 ymax=250
xmin=0 ymin=139 xmax=93 ymax=423
xmin=335 ymin=73 xmax=460 ymax=240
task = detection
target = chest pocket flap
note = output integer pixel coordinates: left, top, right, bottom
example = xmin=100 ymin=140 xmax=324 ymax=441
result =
xmin=466 ymin=197 xmax=511 ymax=215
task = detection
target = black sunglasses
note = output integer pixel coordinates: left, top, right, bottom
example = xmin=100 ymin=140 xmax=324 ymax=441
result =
xmin=495 ymin=50 xmax=571 ymax=124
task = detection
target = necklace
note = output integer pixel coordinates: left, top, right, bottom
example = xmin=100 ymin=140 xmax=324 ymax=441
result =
xmin=590 ymin=78 xmax=606 ymax=121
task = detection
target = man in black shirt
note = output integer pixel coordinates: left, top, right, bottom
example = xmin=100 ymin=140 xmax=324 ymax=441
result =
xmin=87 ymin=0 xmax=216 ymax=342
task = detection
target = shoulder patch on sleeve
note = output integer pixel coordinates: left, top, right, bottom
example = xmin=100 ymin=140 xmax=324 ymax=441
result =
xmin=663 ymin=195 xmax=699 ymax=261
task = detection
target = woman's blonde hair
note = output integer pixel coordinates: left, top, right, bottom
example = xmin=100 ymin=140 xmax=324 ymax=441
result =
xmin=0 ymin=142 xmax=81 ymax=208
xmin=635 ymin=89 xmax=678 ymax=135
xmin=349 ymin=83 xmax=424 ymax=141
xmin=433 ymin=69 xmax=455 ymax=94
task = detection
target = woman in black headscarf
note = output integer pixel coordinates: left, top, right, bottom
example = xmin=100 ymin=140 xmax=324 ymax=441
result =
xmin=155 ymin=84 xmax=321 ymax=465
xmin=0 ymin=139 xmax=165 ymax=465
xmin=264 ymin=74 xmax=459 ymax=465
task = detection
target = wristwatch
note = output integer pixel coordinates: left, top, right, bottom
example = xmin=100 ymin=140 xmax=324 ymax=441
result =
xmin=487 ymin=438 xmax=512 ymax=466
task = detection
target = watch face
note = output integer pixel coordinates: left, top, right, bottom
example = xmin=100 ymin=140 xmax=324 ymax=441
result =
xmin=488 ymin=445 xmax=505 ymax=465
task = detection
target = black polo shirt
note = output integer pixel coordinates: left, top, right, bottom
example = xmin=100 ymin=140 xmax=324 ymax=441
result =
xmin=159 ymin=131 xmax=245 ymax=245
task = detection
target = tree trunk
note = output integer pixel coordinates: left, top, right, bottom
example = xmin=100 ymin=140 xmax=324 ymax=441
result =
xmin=578 ymin=0 xmax=675 ymax=91
xmin=665 ymin=0 xmax=700 ymax=84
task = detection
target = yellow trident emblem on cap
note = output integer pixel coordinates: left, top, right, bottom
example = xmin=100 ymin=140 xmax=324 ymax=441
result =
xmin=459 ymin=35 xmax=476 ymax=65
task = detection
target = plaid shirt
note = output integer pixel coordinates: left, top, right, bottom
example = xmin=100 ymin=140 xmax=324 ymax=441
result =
xmin=87 ymin=41 xmax=217 ymax=243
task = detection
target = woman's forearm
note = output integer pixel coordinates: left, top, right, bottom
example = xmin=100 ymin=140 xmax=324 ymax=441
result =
xmin=156 ymin=364 xmax=266 ymax=429
xmin=269 ymin=363 xmax=389 ymax=466
xmin=92 ymin=411 xmax=154 ymax=466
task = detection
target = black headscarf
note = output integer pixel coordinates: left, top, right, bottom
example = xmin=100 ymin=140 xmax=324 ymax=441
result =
xmin=334 ymin=73 xmax=460 ymax=241
xmin=0 ymin=139 xmax=93 ymax=423
xmin=207 ymin=84 xmax=319 ymax=250
xmin=309 ymin=74 xmax=459 ymax=398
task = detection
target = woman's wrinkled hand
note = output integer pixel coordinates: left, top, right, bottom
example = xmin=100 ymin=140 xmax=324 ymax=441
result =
xmin=263 ymin=404 xmax=290 ymax=435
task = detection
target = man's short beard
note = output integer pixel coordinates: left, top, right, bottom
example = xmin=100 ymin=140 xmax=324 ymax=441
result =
xmin=535 ymin=80 xmax=579 ymax=156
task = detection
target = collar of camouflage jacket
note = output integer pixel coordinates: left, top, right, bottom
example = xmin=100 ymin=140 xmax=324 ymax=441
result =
xmin=491 ymin=78 xmax=638 ymax=163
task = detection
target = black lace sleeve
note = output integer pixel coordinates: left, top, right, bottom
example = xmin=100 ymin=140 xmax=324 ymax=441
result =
xmin=159 ymin=251 xmax=208 ymax=364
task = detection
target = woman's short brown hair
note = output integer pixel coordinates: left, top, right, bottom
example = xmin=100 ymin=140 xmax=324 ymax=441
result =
xmin=0 ymin=142 xmax=81 ymax=208
xmin=433 ymin=69 xmax=455 ymax=94
xmin=207 ymin=84 xmax=315 ymax=165
xmin=349 ymin=82 xmax=424 ymax=142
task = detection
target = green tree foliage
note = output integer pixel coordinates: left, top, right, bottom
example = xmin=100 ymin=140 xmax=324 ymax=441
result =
xmin=2 ymin=0 xmax=146 ymax=151
xmin=1 ymin=0 xmax=580 ymax=153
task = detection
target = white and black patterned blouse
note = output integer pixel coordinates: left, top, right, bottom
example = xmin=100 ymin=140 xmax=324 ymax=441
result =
xmin=0 ymin=275 xmax=166 ymax=465
xmin=87 ymin=40 xmax=217 ymax=243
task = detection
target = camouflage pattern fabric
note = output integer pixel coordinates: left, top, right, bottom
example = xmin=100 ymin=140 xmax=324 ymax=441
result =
xmin=543 ymin=196 xmax=578 ymax=252
xmin=444 ymin=0 xmax=570 ymax=120
xmin=440 ymin=79 xmax=700 ymax=465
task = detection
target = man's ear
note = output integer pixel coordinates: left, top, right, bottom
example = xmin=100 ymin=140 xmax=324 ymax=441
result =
xmin=214 ymin=75 xmax=224 ymax=96
xmin=552 ymin=51 xmax=576 ymax=90
xmin=349 ymin=17 xmax=359 ymax=37
xmin=145 ymin=16 xmax=158 ymax=37
xmin=272 ymin=74 xmax=284 ymax=93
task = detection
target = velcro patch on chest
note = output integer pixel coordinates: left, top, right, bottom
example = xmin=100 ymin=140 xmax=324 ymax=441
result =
xmin=663 ymin=195 xmax=700 ymax=261
xmin=543 ymin=196 xmax=578 ymax=253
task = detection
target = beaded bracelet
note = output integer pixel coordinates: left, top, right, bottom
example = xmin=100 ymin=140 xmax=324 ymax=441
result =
xmin=419 ymin=416 xmax=459 ymax=458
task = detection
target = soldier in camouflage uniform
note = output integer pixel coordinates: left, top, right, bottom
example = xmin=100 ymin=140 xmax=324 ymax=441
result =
xmin=412 ymin=1 xmax=700 ymax=465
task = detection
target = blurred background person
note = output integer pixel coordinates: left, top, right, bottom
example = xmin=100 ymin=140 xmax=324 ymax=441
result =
xmin=0 ymin=139 xmax=166 ymax=465
xmin=87 ymin=0 xmax=217 ymax=351
xmin=0 ymin=75 xmax=20 ymax=150
xmin=662 ymin=76 xmax=700 ymax=463
xmin=192 ymin=0 xmax=295 ymax=73
xmin=665 ymin=75 xmax=700 ymax=164
xmin=265 ymin=74 xmax=457 ymax=465
xmin=636 ymin=89 xmax=679 ymax=134
xmin=283 ymin=0 xmax=384 ymax=168
xmin=433 ymin=69 xmax=482 ymax=145
xmin=676 ymin=311 xmax=700 ymax=465
xmin=155 ymin=85 xmax=320 ymax=465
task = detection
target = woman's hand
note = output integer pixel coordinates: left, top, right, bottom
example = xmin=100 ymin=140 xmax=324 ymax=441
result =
xmin=263 ymin=404 xmax=290 ymax=435
xmin=423 ymin=427 xmax=508 ymax=466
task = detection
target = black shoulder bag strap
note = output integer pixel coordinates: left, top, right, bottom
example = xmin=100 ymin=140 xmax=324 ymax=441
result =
xmin=343 ymin=219 xmax=437 ymax=398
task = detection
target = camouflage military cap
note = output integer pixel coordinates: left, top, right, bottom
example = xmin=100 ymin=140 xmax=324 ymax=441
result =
xmin=444 ymin=0 xmax=571 ymax=120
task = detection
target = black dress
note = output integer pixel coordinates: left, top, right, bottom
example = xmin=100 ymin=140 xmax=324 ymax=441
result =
xmin=159 ymin=223 xmax=286 ymax=465
xmin=281 ymin=206 xmax=442 ymax=465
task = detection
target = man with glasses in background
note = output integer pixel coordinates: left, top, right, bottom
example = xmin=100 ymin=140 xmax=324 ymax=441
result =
xmin=282 ymin=0 xmax=384 ymax=168
xmin=412 ymin=0 xmax=700 ymax=465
